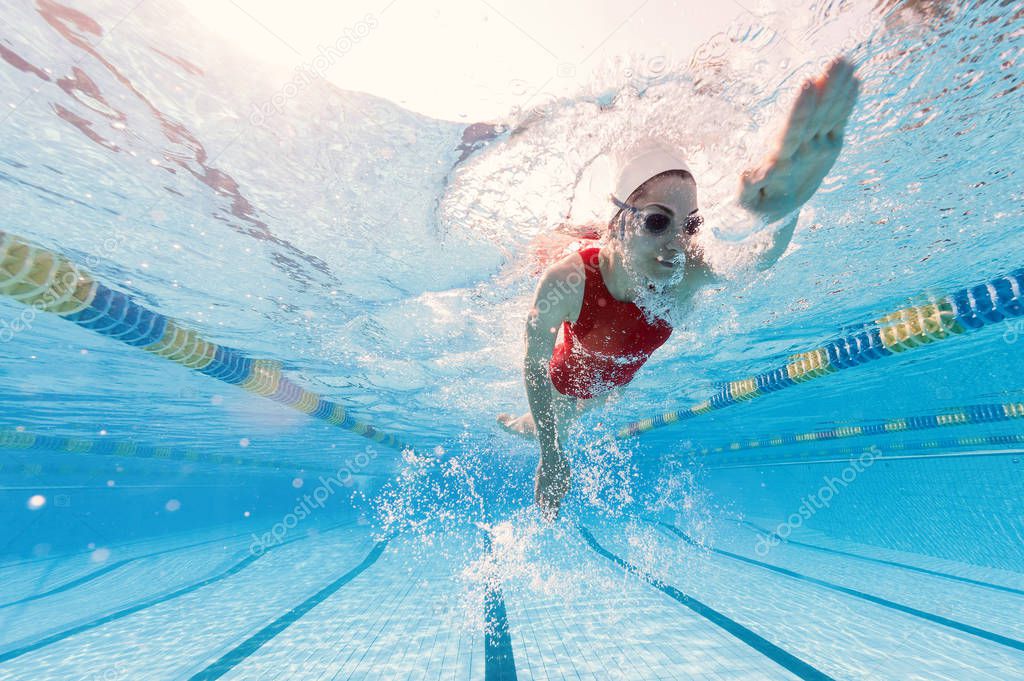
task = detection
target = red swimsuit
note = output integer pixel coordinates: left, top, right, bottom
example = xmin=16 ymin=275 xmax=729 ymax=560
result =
xmin=548 ymin=247 xmax=672 ymax=399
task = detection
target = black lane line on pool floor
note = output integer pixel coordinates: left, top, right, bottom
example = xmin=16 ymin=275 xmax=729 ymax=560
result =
xmin=0 ymin=515 xmax=255 ymax=570
xmin=655 ymin=520 xmax=1024 ymax=653
xmin=0 ymin=521 xmax=355 ymax=663
xmin=576 ymin=524 xmax=835 ymax=681
xmin=481 ymin=532 xmax=518 ymax=681
xmin=187 ymin=539 xmax=389 ymax=681
xmin=731 ymin=518 xmax=1024 ymax=597
xmin=0 ymin=557 xmax=137 ymax=609
xmin=0 ymin=520 xmax=362 ymax=610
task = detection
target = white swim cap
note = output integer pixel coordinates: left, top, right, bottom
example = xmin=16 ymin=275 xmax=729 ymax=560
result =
xmin=611 ymin=141 xmax=693 ymax=204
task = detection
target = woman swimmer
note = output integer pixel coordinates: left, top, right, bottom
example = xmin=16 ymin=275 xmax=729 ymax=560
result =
xmin=497 ymin=58 xmax=861 ymax=521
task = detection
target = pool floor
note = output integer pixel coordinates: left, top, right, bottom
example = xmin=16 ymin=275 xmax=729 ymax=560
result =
xmin=1 ymin=517 xmax=1022 ymax=680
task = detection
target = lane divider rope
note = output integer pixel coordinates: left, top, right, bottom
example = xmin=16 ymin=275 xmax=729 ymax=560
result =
xmin=0 ymin=427 xmax=345 ymax=475
xmin=701 ymin=438 xmax=1024 ymax=469
xmin=0 ymin=230 xmax=412 ymax=451
xmin=692 ymin=400 xmax=1024 ymax=456
xmin=613 ymin=266 xmax=1024 ymax=440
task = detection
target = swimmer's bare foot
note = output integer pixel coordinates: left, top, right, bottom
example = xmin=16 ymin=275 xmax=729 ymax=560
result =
xmin=497 ymin=412 xmax=538 ymax=439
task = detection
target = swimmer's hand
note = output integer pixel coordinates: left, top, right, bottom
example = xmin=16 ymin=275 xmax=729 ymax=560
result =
xmin=535 ymin=454 xmax=571 ymax=522
xmin=739 ymin=57 xmax=861 ymax=222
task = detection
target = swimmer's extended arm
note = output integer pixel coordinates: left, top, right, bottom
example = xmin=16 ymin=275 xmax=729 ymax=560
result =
xmin=737 ymin=57 xmax=860 ymax=266
xmin=524 ymin=297 xmax=560 ymax=458
xmin=524 ymin=255 xmax=584 ymax=520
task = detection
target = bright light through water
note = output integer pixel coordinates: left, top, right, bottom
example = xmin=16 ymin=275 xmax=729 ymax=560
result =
xmin=178 ymin=0 xmax=747 ymax=120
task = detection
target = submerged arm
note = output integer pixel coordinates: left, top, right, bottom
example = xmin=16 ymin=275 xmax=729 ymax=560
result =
xmin=524 ymin=300 xmax=561 ymax=462
xmin=523 ymin=255 xmax=584 ymax=520
xmin=736 ymin=57 xmax=860 ymax=271
xmin=674 ymin=208 xmax=797 ymax=299
xmin=750 ymin=211 xmax=800 ymax=272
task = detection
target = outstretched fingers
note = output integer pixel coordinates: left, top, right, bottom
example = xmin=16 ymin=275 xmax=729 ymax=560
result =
xmin=777 ymin=57 xmax=860 ymax=158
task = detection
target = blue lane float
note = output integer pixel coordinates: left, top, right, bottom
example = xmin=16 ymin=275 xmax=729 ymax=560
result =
xmin=0 ymin=230 xmax=413 ymax=451
xmin=615 ymin=267 xmax=1024 ymax=440
xmin=692 ymin=400 xmax=1024 ymax=455
xmin=0 ymin=427 xmax=348 ymax=476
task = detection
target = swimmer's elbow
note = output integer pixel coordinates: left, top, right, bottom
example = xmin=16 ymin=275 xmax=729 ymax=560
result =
xmin=524 ymin=330 xmax=556 ymax=369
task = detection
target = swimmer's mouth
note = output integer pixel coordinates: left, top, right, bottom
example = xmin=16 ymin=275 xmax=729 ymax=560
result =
xmin=656 ymin=258 xmax=677 ymax=268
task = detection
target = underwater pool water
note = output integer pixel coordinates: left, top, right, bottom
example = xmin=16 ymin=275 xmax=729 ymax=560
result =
xmin=1 ymin=0 xmax=1023 ymax=679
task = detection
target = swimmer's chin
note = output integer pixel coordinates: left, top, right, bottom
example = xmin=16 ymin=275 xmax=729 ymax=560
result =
xmin=642 ymin=267 xmax=685 ymax=291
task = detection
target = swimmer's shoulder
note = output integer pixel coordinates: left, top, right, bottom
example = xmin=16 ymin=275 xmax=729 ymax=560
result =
xmin=536 ymin=251 xmax=587 ymax=323
xmin=542 ymin=249 xmax=588 ymax=285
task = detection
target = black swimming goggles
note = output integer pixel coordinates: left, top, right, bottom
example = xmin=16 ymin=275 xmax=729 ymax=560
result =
xmin=610 ymin=195 xmax=703 ymax=236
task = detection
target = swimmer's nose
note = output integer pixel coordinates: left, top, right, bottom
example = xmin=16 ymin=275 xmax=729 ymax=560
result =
xmin=665 ymin=234 xmax=686 ymax=254
xmin=674 ymin=226 xmax=693 ymax=248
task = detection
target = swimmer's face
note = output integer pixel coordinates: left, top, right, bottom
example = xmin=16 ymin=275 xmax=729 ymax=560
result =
xmin=617 ymin=173 xmax=700 ymax=285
